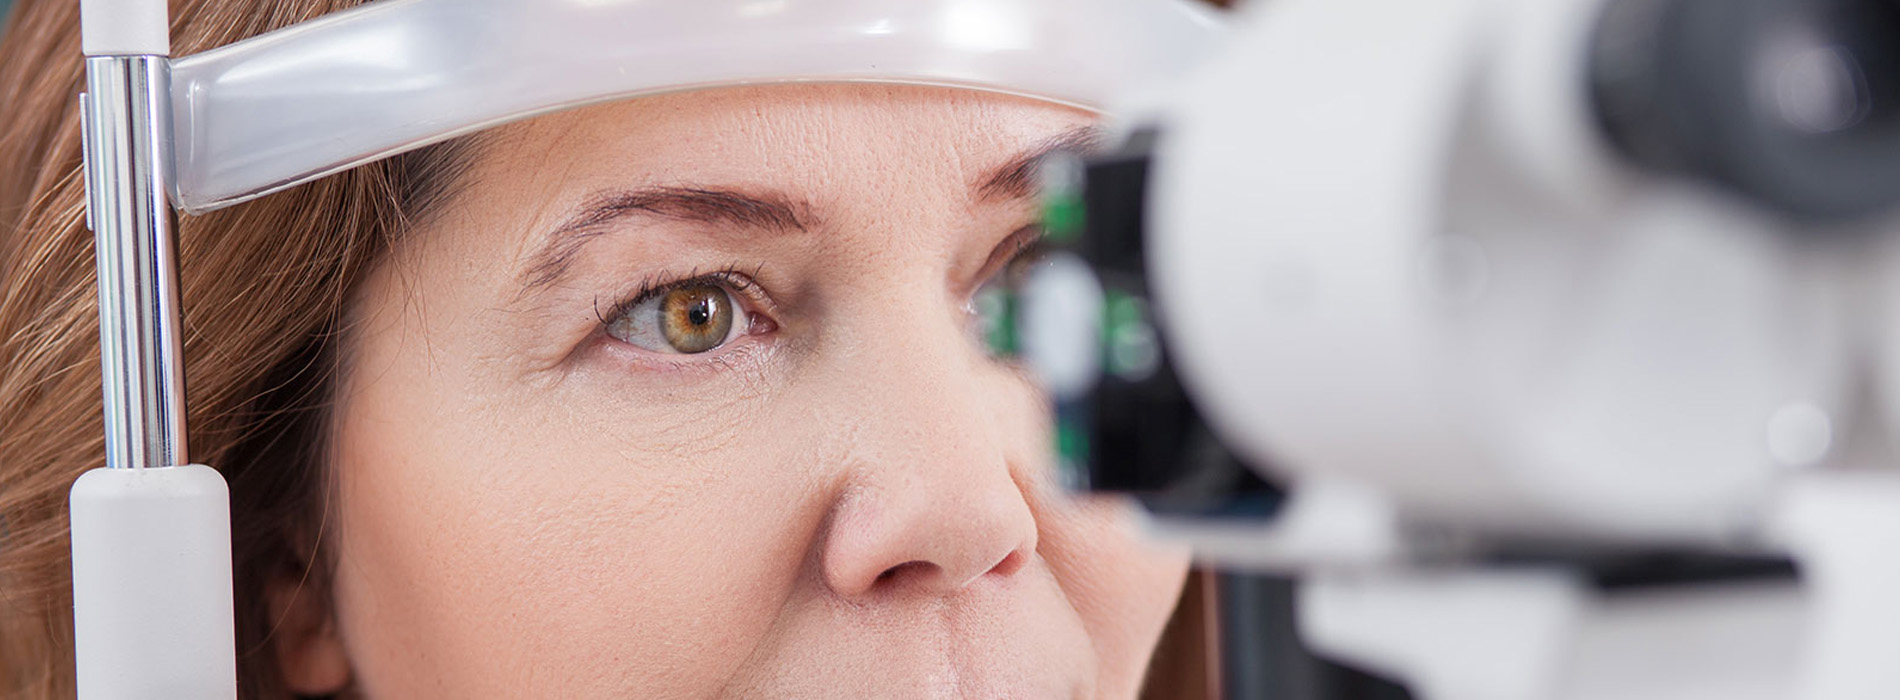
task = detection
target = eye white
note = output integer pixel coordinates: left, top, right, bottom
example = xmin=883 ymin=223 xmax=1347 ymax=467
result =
xmin=605 ymin=285 xmax=745 ymax=354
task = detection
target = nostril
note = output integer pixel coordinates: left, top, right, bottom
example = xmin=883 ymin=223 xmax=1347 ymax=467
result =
xmin=878 ymin=548 xmax=1030 ymax=586
xmin=871 ymin=552 xmax=1025 ymax=591
xmin=988 ymin=549 xmax=1028 ymax=578
xmin=876 ymin=560 xmax=938 ymax=586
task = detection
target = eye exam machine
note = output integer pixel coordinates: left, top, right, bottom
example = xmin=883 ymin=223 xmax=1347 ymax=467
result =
xmin=68 ymin=0 xmax=1900 ymax=697
xmin=66 ymin=0 xmax=1218 ymax=696
xmin=1003 ymin=0 xmax=1900 ymax=698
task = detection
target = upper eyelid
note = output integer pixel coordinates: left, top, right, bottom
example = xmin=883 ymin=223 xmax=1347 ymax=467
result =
xmin=587 ymin=218 xmax=1035 ymax=331
xmin=971 ymin=223 xmax=1045 ymax=288
xmin=1002 ymin=224 xmax=1044 ymax=260
xmin=595 ymin=266 xmax=771 ymax=328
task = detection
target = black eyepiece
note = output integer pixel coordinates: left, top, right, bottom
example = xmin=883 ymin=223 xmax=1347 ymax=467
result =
xmin=1592 ymin=0 xmax=1900 ymax=223
xmin=1054 ymin=130 xmax=1286 ymax=519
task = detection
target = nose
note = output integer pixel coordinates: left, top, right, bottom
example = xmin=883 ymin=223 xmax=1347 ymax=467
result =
xmin=817 ymin=309 xmax=1041 ymax=599
xmin=821 ymin=472 xmax=1038 ymax=598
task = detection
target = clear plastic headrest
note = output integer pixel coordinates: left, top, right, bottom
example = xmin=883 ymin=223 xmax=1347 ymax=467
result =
xmin=167 ymin=0 xmax=1224 ymax=213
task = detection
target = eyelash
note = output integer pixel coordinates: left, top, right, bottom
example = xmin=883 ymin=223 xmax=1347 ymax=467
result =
xmin=984 ymin=224 xmax=1050 ymax=289
xmin=600 ymin=262 xmax=763 ymax=316
xmin=592 ymin=263 xmax=773 ymax=355
xmin=585 ymin=225 xmax=1039 ymax=369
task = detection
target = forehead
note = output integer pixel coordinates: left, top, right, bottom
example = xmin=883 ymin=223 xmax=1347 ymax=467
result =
xmin=468 ymin=83 xmax=1094 ymax=206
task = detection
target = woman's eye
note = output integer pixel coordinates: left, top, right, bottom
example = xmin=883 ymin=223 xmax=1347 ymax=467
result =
xmin=606 ymin=283 xmax=745 ymax=354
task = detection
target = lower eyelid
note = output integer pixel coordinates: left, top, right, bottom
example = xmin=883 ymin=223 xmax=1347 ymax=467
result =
xmin=593 ymin=302 xmax=772 ymax=367
xmin=597 ymin=329 xmax=774 ymax=376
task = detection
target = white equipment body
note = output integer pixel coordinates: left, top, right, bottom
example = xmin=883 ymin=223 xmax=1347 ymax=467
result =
xmin=69 ymin=466 xmax=236 ymax=700
xmin=1129 ymin=0 xmax=1900 ymax=697
xmin=1280 ymin=475 xmax=1900 ymax=700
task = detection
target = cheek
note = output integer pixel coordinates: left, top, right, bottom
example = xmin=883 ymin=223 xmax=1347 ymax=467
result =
xmin=325 ymin=362 xmax=832 ymax=697
xmin=979 ymin=372 xmax=1193 ymax=693
xmin=1036 ymin=493 xmax=1193 ymax=693
xmin=973 ymin=363 xmax=1193 ymax=688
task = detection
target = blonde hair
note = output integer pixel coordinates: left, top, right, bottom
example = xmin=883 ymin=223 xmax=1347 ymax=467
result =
xmin=0 ymin=0 xmax=470 ymax=696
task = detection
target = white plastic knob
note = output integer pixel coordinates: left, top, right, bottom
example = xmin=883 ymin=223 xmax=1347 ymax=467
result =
xmin=79 ymin=0 xmax=171 ymax=56
xmin=70 ymin=465 xmax=236 ymax=700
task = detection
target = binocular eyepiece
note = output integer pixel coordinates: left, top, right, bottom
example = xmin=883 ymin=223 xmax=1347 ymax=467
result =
xmin=1593 ymin=0 xmax=1900 ymax=223
xmin=998 ymin=131 xmax=1286 ymax=520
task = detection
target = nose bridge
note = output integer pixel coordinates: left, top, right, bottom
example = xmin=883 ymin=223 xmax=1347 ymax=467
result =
xmin=815 ymin=282 xmax=1041 ymax=598
xmin=830 ymin=273 xmax=988 ymax=430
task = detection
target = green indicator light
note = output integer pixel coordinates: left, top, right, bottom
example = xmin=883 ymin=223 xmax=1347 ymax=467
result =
xmin=1056 ymin=417 xmax=1086 ymax=460
xmin=974 ymin=286 xmax=1019 ymax=357
xmin=1100 ymin=291 xmax=1161 ymax=380
xmin=1102 ymin=290 xmax=1145 ymax=348
xmin=1042 ymin=196 xmax=1085 ymax=244
xmin=1104 ymin=292 xmax=1143 ymax=332
xmin=1038 ymin=151 xmax=1087 ymax=245
xmin=1054 ymin=414 xmax=1090 ymax=491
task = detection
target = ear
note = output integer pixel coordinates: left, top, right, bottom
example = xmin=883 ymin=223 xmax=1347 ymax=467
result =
xmin=265 ymin=571 xmax=352 ymax=696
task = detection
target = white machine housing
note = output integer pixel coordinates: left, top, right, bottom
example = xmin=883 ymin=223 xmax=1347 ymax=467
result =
xmin=1130 ymin=0 xmax=1900 ymax=698
xmin=1150 ymin=0 xmax=1887 ymax=545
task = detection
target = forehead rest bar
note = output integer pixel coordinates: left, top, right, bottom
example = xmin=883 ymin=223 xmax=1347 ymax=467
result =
xmin=167 ymin=0 xmax=1224 ymax=214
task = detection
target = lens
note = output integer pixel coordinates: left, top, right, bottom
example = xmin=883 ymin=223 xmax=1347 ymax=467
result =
xmin=1017 ymin=130 xmax=1286 ymax=517
xmin=1591 ymin=0 xmax=1900 ymax=223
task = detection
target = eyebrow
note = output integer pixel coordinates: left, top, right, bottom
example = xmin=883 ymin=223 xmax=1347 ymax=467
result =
xmin=974 ymin=126 xmax=1103 ymax=202
xmin=517 ymin=125 xmax=1104 ymax=294
xmin=519 ymin=186 xmax=813 ymax=292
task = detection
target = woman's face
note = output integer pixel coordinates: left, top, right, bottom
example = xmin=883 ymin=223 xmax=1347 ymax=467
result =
xmin=304 ymin=85 xmax=1189 ymax=698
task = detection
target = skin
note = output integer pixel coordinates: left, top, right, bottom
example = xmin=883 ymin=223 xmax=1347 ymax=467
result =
xmin=277 ymin=84 xmax=1190 ymax=698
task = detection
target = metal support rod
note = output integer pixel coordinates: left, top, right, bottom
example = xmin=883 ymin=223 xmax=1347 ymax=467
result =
xmin=81 ymin=55 xmax=188 ymax=470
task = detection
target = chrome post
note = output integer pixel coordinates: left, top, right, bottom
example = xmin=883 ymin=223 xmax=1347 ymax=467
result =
xmin=81 ymin=55 xmax=187 ymax=470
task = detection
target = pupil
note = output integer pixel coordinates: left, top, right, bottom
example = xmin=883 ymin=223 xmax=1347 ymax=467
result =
xmin=658 ymin=284 xmax=735 ymax=354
